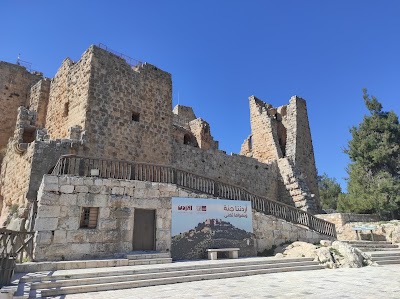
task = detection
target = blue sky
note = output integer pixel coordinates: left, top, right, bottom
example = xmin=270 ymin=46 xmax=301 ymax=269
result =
xmin=1 ymin=1 xmax=399 ymax=190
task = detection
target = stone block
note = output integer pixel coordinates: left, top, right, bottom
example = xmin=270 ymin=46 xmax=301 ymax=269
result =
xmin=98 ymin=219 xmax=117 ymax=230
xmin=36 ymin=231 xmax=53 ymax=245
xmin=70 ymin=177 xmax=84 ymax=185
xmin=70 ymin=243 xmax=91 ymax=254
xmin=75 ymin=185 xmax=89 ymax=193
xmin=59 ymin=177 xmax=71 ymax=185
xmin=34 ymin=217 xmax=58 ymax=231
xmin=60 ymin=184 xmax=75 ymax=194
xmin=38 ymin=191 xmax=60 ymax=206
xmin=43 ymin=175 xmax=59 ymax=185
xmin=43 ymin=183 xmax=59 ymax=192
xmin=88 ymin=185 xmax=101 ymax=194
xmin=37 ymin=205 xmax=61 ymax=218
xmin=58 ymin=217 xmax=80 ymax=230
xmin=83 ymin=178 xmax=94 ymax=186
xmin=53 ymin=230 xmax=67 ymax=243
xmin=94 ymin=179 xmax=104 ymax=186
xmin=59 ymin=193 xmax=78 ymax=206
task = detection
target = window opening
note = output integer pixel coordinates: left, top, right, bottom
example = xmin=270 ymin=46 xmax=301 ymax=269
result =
xmin=80 ymin=207 xmax=99 ymax=229
xmin=132 ymin=112 xmax=140 ymax=122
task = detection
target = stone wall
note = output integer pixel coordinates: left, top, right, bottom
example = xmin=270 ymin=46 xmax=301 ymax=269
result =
xmin=29 ymin=78 xmax=51 ymax=128
xmin=83 ymin=46 xmax=173 ymax=164
xmin=0 ymin=141 xmax=35 ymax=228
xmin=34 ymin=175 xmax=333 ymax=261
xmin=34 ymin=176 xmax=176 ymax=261
xmin=45 ymin=53 xmax=92 ymax=139
xmin=253 ymin=211 xmax=334 ymax=253
xmin=172 ymin=141 xmax=278 ymax=199
xmin=0 ymin=62 xmax=42 ymax=162
xmin=284 ymin=96 xmax=319 ymax=205
xmin=315 ymin=213 xmax=389 ymax=241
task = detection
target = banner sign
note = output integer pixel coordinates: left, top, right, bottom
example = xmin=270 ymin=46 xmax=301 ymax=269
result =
xmin=171 ymin=197 xmax=254 ymax=260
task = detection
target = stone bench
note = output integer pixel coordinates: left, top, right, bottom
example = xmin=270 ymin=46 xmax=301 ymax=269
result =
xmin=206 ymin=248 xmax=240 ymax=260
xmin=352 ymin=226 xmax=376 ymax=241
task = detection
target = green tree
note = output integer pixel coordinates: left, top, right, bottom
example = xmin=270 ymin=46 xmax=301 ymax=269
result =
xmin=318 ymin=173 xmax=342 ymax=211
xmin=343 ymin=89 xmax=400 ymax=219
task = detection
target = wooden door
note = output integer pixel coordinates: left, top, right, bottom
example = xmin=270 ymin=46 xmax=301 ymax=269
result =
xmin=132 ymin=209 xmax=156 ymax=251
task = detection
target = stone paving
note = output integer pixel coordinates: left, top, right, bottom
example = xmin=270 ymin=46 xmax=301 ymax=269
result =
xmin=57 ymin=265 xmax=400 ymax=299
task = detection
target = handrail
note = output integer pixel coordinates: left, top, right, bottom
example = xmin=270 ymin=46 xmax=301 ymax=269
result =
xmin=52 ymin=155 xmax=336 ymax=238
xmin=0 ymin=228 xmax=35 ymax=262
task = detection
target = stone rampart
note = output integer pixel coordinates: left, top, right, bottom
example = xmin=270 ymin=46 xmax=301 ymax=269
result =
xmin=172 ymin=141 xmax=278 ymax=199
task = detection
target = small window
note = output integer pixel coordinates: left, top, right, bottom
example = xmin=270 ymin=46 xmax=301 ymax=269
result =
xmin=184 ymin=134 xmax=192 ymax=145
xmin=132 ymin=112 xmax=140 ymax=122
xmin=63 ymin=102 xmax=69 ymax=117
xmin=80 ymin=207 xmax=99 ymax=229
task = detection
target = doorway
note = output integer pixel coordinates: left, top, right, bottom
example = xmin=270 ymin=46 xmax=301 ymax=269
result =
xmin=132 ymin=209 xmax=156 ymax=251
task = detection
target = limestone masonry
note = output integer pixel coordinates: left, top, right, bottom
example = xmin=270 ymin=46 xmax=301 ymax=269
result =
xmin=0 ymin=45 xmax=324 ymax=259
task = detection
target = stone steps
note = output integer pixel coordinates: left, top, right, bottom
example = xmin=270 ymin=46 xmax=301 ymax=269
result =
xmin=128 ymin=257 xmax=172 ymax=266
xmin=18 ymin=257 xmax=323 ymax=297
xmin=345 ymin=240 xmax=400 ymax=266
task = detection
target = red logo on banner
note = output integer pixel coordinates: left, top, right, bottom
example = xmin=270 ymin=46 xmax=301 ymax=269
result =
xmin=196 ymin=205 xmax=207 ymax=212
xmin=178 ymin=205 xmax=192 ymax=211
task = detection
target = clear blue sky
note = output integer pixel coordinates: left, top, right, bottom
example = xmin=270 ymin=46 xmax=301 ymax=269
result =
xmin=1 ymin=1 xmax=399 ymax=190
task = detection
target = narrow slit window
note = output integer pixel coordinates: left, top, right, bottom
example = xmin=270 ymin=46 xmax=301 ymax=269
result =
xmin=132 ymin=111 xmax=140 ymax=122
xmin=63 ymin=102 xmax=69 ymax=117
xmin=80 ymin=207 xmax=99 ymax=229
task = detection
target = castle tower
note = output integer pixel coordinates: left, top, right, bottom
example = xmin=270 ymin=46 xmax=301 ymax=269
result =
xmin=240 ymin=95 xmax=321 ymax=212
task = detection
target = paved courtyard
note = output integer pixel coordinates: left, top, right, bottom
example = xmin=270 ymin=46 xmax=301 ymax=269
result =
xmin=60 ymin=264 xmax=400 ymax=299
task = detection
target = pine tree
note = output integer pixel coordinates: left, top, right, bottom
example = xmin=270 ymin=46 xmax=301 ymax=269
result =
xmin=343 ymin=89 xmax=400 ymax=219
xmin=318 ymin=173 xmax=342 ymax=211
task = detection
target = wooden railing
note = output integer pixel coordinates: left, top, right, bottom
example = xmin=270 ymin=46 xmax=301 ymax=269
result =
xmin=0 ymin=229 xmax=34 ymax=286
xmin=52 ymin=155 xmax=336 ymax=238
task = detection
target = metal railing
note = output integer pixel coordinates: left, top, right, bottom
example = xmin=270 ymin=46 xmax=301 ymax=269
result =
xmin=98 ymin=43 xmax=143 ymax=68
xmin=52 ymin=155 xmax=336 ymax=238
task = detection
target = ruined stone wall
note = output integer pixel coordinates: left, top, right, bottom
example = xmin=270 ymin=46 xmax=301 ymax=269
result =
xmin=172 ymin=142 xmax=278 ymax=199
xmin=253 ymin=211 xmax=334 ymax=253
xmin=45 ymin=51 xmax=92 ymax=139
xmin=0 ymin=62 xmax=42 ymax=162
xmin=285 ymin=96 xmax=319 ymax=204
xmin=0 ymin=142 xmax=35 ymax=228
xmin=188 ymin=118 xmax=218 ymax=150
xmin=83 ymin=46 xmax=173 ymax=164
xmin=29 ymin=78 xmax=51 ymax=128
xmin=242 ymin=96 xmax=282 ymax=162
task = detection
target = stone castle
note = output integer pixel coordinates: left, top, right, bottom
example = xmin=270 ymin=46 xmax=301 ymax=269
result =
xmin=0 ymin=44 xmax=326 ymax=260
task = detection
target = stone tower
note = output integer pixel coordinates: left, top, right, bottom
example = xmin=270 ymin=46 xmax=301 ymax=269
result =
xmin=240 ymin=95 xmax=321 ymax=212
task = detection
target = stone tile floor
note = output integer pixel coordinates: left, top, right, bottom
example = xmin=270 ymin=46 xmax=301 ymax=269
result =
xmin=55 ymin=264 xmax=400 ymax=299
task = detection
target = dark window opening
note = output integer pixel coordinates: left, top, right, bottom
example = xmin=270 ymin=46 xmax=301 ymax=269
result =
xmin=184 ymin=134 xmax=192 ymax=145
xmin=248 ymin=136 xmax=253 ymax=151
xmin=132 ymin=112 xmax=140 ymax=122
xmin=63 ymin=102 xmax=69 ymax=117
xmin=80 ymin=207 xmax=99 ymax=229
xmin=22 ymin=127 xmax=36 ymax=143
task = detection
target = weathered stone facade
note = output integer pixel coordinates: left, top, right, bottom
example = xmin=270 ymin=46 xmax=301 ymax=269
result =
xmin=0 ymin=44 xmax=325 ymax=260
xmin=34 ymin=175 xmax=326 ymax=261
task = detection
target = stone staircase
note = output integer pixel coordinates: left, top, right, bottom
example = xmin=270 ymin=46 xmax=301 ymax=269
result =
xmin=13 ymin=257 xmax=323 ymax=298
xmin=346 ymin=241 xmax=400 ymax=265
xmin=127 ymin=252 xmax=172 ymax=266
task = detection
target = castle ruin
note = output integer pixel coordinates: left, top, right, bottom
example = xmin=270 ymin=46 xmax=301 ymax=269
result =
xmin=0 ymin=45 xmax=328 ymax=260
